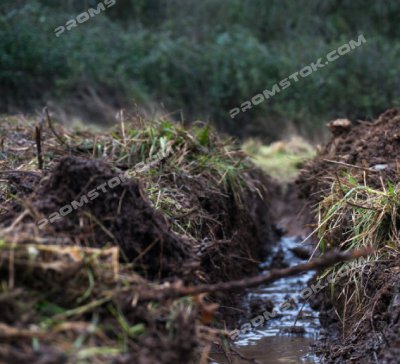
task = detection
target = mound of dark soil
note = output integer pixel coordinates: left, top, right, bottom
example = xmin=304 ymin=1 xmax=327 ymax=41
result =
xmin=25 ymin=156 xmax=275 ymax=284
xmin=2 ymin=154 xmax=277 ymax=318
xmin=145 ymin=167 xmax=277 ymax=325
xmin=297 ymin=108 xmax=400 ymax=363
xmin=200 ymin=168 xmax=277 ymax=325
xmin=32 ymin=156 xmax=193 ymax=279
xmin=185 ymin=169 xmax=274 ymax=283
xmin=297 ymin=108 xmax=400 ymax=206
xmin=0 ymin=117 xmax=278 ymax=364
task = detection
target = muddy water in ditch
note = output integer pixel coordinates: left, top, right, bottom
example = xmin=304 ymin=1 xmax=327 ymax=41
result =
xmin=211 ymin=237 xmax=321 ymax=364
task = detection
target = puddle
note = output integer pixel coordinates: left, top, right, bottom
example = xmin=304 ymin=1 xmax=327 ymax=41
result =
xmin=210 ymin=336 xmax=317 ymax=363
xmin=211 ymin=237 xmax=320 ymax=363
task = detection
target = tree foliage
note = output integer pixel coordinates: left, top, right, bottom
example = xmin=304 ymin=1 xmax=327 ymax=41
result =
xmin=1 ymin=0 xmax=399 ymax=139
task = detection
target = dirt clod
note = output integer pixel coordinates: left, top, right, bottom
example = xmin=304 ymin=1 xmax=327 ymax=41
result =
xmin=32 ymin=156 xmax=193 ymax=279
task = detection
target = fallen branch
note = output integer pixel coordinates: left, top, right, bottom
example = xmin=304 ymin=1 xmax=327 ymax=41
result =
xmin=138 ymin=247 xmax=372 ymax=302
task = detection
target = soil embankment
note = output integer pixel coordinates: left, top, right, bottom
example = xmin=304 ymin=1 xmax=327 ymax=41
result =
xmin=0 ymin=116 xmax=277 ymax=363
xmin=297 ymin=108 xmax=400 ymax=363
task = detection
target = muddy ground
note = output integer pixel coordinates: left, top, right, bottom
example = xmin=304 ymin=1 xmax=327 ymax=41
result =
xmin=297 ymin=108 xmax=400 ymax=363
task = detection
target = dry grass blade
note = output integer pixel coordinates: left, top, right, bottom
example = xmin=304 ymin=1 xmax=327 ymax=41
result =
xmin=314 ymin=174 xmax=400 ymax=325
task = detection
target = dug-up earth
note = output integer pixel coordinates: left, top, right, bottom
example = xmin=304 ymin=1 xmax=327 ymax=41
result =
xmin=297 ymin=108 xmax=400 ymax=363
xmin=0 ymin=114 xmax=277 ymax=363
xmin=3 ymin=108 xmax=400 ymax=364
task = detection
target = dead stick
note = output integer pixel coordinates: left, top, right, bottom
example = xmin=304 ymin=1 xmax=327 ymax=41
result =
xmin=0 ymin=323 xmax=46 ymax=340
xmin=44 ymin=107 xmax=70 ymax=148
xmin=138 ymin=247 xmax=372 ymax=302
xmin=35 ymin=125 xmax=43 ymax=169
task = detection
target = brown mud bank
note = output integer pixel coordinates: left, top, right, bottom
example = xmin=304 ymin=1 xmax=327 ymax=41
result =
xmin=0 ymin=115 xmax=277 ymax=363
xmin=297 ymin=109 xmax=400 ymax=363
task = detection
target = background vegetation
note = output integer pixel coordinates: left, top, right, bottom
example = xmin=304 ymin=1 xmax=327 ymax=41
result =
xmin=1 ymin=0 xmax=400 ymax=140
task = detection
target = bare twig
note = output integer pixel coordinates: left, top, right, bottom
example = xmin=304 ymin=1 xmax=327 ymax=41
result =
xmin=44 ymin=107 xmax=70 ymax=148
xmin=35 ymin=125 xmax=43 ymax=169
xmin=0 ymin=323 xmax=47 ymax=340
xmin=138 ymin=247 xmax=373 ymax=302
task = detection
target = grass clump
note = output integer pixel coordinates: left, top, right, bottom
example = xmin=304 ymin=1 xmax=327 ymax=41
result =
xmin=314 ymin=174 xmax=400 ymax=327
xmin=317 ymin=175 xmax=400 ymax=255
xmin=243 ymin=136 xmax=315 ymax=182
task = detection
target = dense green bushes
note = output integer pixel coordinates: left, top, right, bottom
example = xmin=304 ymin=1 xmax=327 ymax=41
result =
xmin=1 ymin=0 xmax=399 ymax=139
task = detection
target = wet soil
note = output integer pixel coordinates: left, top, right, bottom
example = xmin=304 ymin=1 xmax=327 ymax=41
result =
xmin=297 ymin=108 xmax=400 ymax=363
xmin=270 ymin=182 xmax=313 ymax=239
xmin=210 ymin=236 xmax=320 ymax=364
xmin=211 ymin=336 xmax=317 ymax=364
xmin=312 ymin=260 xmax=400 ymax=363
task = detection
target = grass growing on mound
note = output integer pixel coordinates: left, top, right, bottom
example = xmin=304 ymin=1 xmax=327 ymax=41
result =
xmin=315 ymin=174 xmax=400 ymax=325
xmin=71 ymin=118 xmax=252 ymax=201
xmin=76 ymin=117 xmax=259 ymax=242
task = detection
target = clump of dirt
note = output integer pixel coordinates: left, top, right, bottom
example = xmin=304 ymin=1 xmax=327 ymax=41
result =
xmin=297 ymin=108 xmax=400 ymax=363
xmin=32 ymin=156 xmax=193 ymax=279
xmin=297 ymin=108 xmax=400 ymax=206
xmin=166 ymin=168 xmax=274 ymax=284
